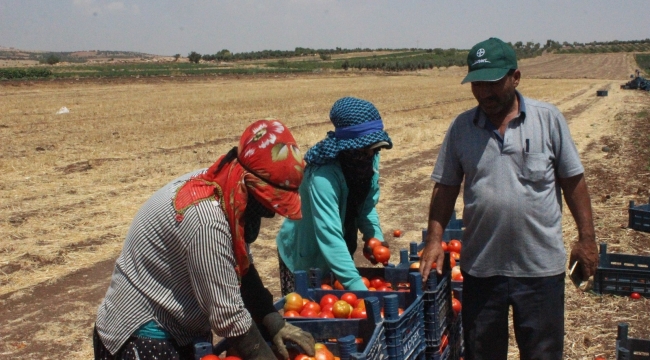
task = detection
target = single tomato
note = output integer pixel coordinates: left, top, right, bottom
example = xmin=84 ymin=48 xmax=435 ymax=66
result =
xmin=303 ymin=301 xmax=321 ymax=314
xmin=451 ymin=298 xmax=462 ymax=315
xmin=450 ymin=251 xmax=461 ymax=262
xmin=300 ymin=307 xmax=319 ymax=317
xmin=333 ymin=280 xmax=345 ymax=290
xmin=393 ymin=229 xmax=402 ymax=237
xmin=318 ymin=310 xmax=335 ymax=318
xmin=373 ymin=246 xmax=391 ymax=265
xmin=341 ymin=292 xmax=358 ymax=306
xmin=332 ymin=300 xmax=352 ymax=318
xmin=321 ymin=284 xmax=333 ymax=290
xmin=321 ymin=303 xmax=334 ymax=313
xmin=314 ymin=344 xmax=335 ymax=360
xmin=200 ymin=355 xmax=220 ymax=360
xmin=448 ymin=239 xmax=462 ymax=253
xmin=439 ymin=333 xmax=448 ymax=353
xmin=361 ymin=277 xmax=370 ymax=288
xmin=365 ymin=238 xmax=382 ymax=249
xmin=370 ymin=276 xmax=385 ymax=289
xmin=449 ymin=256 xmax=456 ymax=269
xmin=283 ymin=310 xmax=300 ymax=317
xmin=319 ymin=294 xmax=339 ymax=309
xmin=354 ymin=298 xmax=366 ymax=309
xmin=410 ymin=261 xmax=420 ymax=269
xmin=284 ymin=292 xmax=304 ymax=313
xmin=631 ymin=292 xmax=642 ymax=299
xmin=451 ymin=266 xmax=462 ymax=281
xmin=440 ymin=241 xmax=448 ymax=252
xmin=350 ymin=307 xmax=367 ymax=319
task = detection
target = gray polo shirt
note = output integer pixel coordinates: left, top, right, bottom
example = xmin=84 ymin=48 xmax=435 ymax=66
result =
xmin=431 ymin=92 xmax=584 ymax=277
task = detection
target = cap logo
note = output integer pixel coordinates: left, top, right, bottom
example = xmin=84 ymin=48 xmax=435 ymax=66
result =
xmin=471 ymin=58 xmax=490 ymax=67
xmin=476 ymin=48 xmax=485 ymax=57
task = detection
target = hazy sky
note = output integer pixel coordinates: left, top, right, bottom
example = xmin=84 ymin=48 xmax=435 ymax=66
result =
xmin=1 ymin=0 xmax=648 ymax=56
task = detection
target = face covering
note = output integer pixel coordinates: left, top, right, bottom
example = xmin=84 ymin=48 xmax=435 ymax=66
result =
xmin=243 ymin=194 xmax=276 ymax=243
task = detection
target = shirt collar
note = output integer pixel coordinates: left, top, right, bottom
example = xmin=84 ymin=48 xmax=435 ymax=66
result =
xmin=473 ymin=90 xmax=526 ymax=129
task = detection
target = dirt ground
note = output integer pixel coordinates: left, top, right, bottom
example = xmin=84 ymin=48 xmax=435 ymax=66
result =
xmin=1 ymin=53 xmax=649 ymax=359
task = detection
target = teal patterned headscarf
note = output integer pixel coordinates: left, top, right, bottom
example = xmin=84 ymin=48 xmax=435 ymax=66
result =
xmin=304 ymin=97 xmax=393 ymax=165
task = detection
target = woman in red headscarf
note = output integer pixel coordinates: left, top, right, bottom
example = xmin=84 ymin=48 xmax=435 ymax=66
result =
xmin=94 ymin=120 xmax=314 ymax=360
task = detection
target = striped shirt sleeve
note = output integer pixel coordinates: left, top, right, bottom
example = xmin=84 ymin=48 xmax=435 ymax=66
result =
xmin=187 ymin=208 xmax=252 ymax=339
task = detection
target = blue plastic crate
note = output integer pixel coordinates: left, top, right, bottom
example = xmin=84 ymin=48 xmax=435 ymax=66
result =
xmin=629 ymin=198 xmax=650 ymax=233
xmin=616 ymin=323 xmax=650 ymax=360
xmin=215 ymin=297 xmax=388 ymax=360
xmin=423 ymin=254 xmax=453 ymax=353
xmin=298 ymin=272 xmax=426 ymax=360
xmin=593 ymin=243 xmax=650 ymax=298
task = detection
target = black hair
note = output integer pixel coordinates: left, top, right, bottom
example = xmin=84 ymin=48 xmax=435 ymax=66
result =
xmin=214 ymin=146 xmax=238 ymax=174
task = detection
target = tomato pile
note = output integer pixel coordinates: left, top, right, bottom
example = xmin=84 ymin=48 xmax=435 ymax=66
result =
xmin=282 ymin=291 xmax=404 ymax=319
xmin=326 ymin=275 xmax=400 ymax=292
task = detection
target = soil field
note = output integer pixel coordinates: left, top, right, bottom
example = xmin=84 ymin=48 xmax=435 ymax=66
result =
xmin=1 ymin=53 xmax=649 ymax=359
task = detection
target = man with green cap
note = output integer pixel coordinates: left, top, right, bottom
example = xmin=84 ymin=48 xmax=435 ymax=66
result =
xmin=419 ymin=37 xmax=598 ymax=359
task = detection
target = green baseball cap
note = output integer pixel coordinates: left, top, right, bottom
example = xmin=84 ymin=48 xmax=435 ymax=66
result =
xmin=461 ymin=37 xmax=518 ymax=84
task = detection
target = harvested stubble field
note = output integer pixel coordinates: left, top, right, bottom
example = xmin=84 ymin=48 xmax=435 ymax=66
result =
xmin=1 ymin=53 xmax=649 ymax=359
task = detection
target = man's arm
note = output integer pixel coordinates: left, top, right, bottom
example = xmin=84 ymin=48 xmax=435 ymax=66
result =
xmin=558 ymin=173 xmax=598 ymax=280
xmin=420 ymin=182 xmax=461 ymax=282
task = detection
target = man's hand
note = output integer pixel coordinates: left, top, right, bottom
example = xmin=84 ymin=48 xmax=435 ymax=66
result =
xmin=569 ymin=240 xmax=599 ymax=281
xmin=419 ymin=239 xmax=445 ymax=282
xmin=263 ymin=312 xmax=315 ymax=359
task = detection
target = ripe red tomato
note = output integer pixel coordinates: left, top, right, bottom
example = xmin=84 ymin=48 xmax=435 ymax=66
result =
xmin=355 ymin=298 xmax=366 ymax=309
xmin=294 ymin=354 xmax=312 ymax=360
xmin=284 ymin=292 xmax=304 ymax=313
xmin=393 ymin=229 xmax=402 ymax=237
xmin=321 ymin=303 xmax=333 ymax=313
xmin=300 ymin=307 xmax=319 ymax=317
xmin=350 ymin=307 xmax=367 ymax=319
xmin=341 ymin=292 xmax=358 ymax=306
xmin=283 ymin=310 xmax=300 ymax=317
xmin=361 ymin=276 xmax=370 ymax=288
xmin=631 ymin=292 xmax=642 ymax=299
xmin=373 ymin=246 xmax=391 ymax=265
xmin=319 ymin=294 xmax=339 ymax=309
xmin=333 ymin=280 xmax=345 ymax=290
xmin=448 ymin=239 xmax=462 ymax=253
xmin=449 ymin=256 xmax=456 ymax=269
xmin=318 ymin=310 xmax=335 ymax=318
xmin=440 ymin=241 xmax=448 ymax=252
xmin=451 ymin=298 xmax=462 ymax=316
xmin=303 ymin=301 xmax=321 ymax=314
xmin=365 ymin=238 xmax=382 ymax=249
xmin=321 ymin=284 xmax=333 ymax=290
xmin=370 ymin=276 xmax=385 ymax=289
xmin=200 ymin=355 xmax=220 ymax=360
xmin=439 ymin=333 xmax=448 ymax=354
xmin=450 ymin=251 xmax=461 ymax=261
xmin=314 ymin=344 xmax=335 ymax=360
xmin=332 ymin=300 xmax=352 ymax=318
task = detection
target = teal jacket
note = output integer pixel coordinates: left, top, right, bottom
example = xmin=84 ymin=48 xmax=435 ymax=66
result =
xmin=276 ymin=154 xmax=384 ymax=290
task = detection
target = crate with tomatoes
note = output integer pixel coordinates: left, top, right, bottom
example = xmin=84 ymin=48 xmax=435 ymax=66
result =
xmin=277 ymin=270 xmax=426 ymax=360
xmin=593 ymin=243 xmax=650 ymax=298
xmin=213 ymin=296 xmax=388 ymax=360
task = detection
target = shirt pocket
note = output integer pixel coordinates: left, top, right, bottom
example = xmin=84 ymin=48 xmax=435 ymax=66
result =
xmin=522 ymin=152 xmax=549 ymax=182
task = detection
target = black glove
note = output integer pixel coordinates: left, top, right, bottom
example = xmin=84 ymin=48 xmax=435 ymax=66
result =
xmin=229 ymin=322 xmax=276 ymax=360
xmin=263 ymin=312 xmax=315 ymax=360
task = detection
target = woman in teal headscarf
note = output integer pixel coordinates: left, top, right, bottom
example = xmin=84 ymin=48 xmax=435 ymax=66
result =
xmin=276 ymin=97 xmax=393 ymax=294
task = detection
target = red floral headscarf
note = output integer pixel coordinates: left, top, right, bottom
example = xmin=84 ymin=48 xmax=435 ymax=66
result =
xmin=173 ymin=120 xmax=305 ymax=276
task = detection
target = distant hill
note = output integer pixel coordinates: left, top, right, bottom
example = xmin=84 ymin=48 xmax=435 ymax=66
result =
xmin=0 ymin=46 xmax=164 ymax=63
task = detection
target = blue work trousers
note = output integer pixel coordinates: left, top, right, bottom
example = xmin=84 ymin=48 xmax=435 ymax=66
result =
xmin=461 ymin=272 xmax=565 ymax=360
